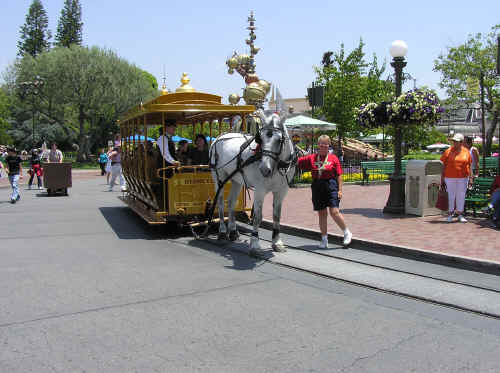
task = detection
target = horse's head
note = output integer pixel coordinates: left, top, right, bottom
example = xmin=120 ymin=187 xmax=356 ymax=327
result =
xmin=255 ymin=110 xmax=288 ymax=178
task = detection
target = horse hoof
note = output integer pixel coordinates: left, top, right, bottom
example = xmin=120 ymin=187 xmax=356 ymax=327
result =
xmin=228 ymin=230 xmax=239 ymax=241
xmin=217 ymin=232 xmax=228 ymax=240
xmin=272 ymin=243 xmax=287 ymax=252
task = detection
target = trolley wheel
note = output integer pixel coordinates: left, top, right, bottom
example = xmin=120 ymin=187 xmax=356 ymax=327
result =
xmin=47 ymin=188 xmax=52 ymax=196
xmin=64 ymin=188 xmax=68 ymax=196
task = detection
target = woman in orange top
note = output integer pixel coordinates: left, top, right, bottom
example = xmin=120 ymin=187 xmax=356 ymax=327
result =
xmin=440 ymin=133 xmax=472 ymax=223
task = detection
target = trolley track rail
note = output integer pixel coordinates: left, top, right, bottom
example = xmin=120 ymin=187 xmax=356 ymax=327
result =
xmin=238 ymin=231 xmax=500 ymax=294
xmin=222 ymin=230 xmax=500 ymax=320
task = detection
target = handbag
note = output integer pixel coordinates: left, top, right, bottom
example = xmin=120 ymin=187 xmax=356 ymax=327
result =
xmin=435 ymin=182 xmax=448 ymax=211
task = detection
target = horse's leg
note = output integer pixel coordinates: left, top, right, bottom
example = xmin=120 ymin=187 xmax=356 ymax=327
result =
xmin=215 ymin=182 xmax=227 ymax=240
xmin=271 ymin=188 xmax=287 ymax=252
xmin=227 ymin=181 xmax=243 ymax=241
xmin=249 ymin=188 xmax=266 ymax=254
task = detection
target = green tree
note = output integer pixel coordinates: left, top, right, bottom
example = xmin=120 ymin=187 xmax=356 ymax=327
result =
xmin=434 ymin=25 xmax=500 ymax=155
xmin=55 ymin=0 xmax=83 ymax=47
xmin=0 ymin=87 xmax=13 ymax=144
xmin=10 ymin=46 xmax=158 ymax=159
xmin=18 ymin=0 xmax=52 ymax=58
xmin=315 ymin=39 xmax=393 ymax=149
xmin=141 ymin=70 xmax=158 ymax=90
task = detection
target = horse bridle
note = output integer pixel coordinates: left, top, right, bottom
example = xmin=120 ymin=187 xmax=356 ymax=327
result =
xmin=258 ymin=124 xmax=286 ymax=164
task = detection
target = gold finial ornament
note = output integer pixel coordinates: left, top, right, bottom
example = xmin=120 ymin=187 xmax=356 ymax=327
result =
xmin=225 ymin=11 xmax=270 ymax=108
xmin=161 ymin=65 xmax=168 ymax=95
xmin=228 ymin=93 xmax=240 ymax=105
xmin=176 ymin=72 xmax=196 ymax=93
xmin=161 ymin=83 xmax=168 ymax=95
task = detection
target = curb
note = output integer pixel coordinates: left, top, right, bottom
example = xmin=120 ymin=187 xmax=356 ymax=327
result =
xmin=260 ymin=219 xmax=500 ymax=272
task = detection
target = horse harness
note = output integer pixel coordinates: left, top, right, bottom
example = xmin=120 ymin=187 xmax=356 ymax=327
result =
xmin=197 ymin=126 xmax=299 ymax=238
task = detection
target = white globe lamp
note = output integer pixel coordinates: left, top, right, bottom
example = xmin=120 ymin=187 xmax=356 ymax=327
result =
xmin=390 ymin=40 xmax=408 ymax=58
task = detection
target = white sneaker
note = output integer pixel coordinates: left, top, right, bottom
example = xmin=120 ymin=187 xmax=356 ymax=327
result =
xmin=343 ymin=230 xmax=352 ymax=246
xmin=38 ymin=186 xmax=43 ymax=190
xmin=458 ymin=215 xmax=467 ymax=223
xmin=446 ymin=215 xmax=454 ymax=223
xmin=318 ymin=239 xmax=328 ymax=249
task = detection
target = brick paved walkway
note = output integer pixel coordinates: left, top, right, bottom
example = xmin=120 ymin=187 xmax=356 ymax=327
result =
xmin=260 ymin=183 xmax=500 ymax=264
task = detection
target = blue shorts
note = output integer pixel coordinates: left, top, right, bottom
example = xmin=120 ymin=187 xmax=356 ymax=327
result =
xmin=311 ymin=178 xmax=340 ymax=211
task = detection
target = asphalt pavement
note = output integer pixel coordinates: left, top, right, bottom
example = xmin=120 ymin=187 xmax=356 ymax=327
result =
xmin=1 ymin=177 xmax=500 ymax=372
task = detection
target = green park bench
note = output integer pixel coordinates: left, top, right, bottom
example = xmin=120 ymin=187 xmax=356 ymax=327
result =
xmin=478 ymin=157 xmax=499 ymax=176
xmin=361 ymin=160 xmax=408 ymax=185
xmin=464 ymin=177 xmax=494 ymax=217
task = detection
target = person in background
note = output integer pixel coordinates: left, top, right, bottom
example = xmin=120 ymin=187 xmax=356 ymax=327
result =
xmin=108 ymin=145 xmax=126 ymax=192
xmin=5 ymin=146 xmax=23 ymax=204
xmin=105 ymin=145 xmax=113 ymax=184
xmin=188 ymin=134 xmax=209 ymax=165
xmin=440 ymin=133 xmax=472 ymax=223
xmin=464 ymin=136 xmax=480 ymax=178
xmin=48 ymin=143 xmax=63 ymax=163
xmin=98 ymin=148 xmax=108 ymax=176
xmin=28 ymin=149 xmax=43 ymax=190
xmin=0 ymin=147 xmax=5 ymax=177
xmin=488 ymin=173 xmax=500 ymax=228
xmin=297 ymin=134 xmax=352 ymax=247
xmin=177 ymin=139 xmax=190 ymax=165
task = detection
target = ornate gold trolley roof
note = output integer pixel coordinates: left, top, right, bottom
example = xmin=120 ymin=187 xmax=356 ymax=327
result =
xmin=120 ymin=73 xmax=255 ymax=125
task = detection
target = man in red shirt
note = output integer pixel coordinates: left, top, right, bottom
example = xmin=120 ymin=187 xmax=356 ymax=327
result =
xmin=297 ymin=135 xmax=352 ymax=247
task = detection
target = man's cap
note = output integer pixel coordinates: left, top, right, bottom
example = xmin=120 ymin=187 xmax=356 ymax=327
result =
xmin=452 ymin=133 xmax=464 ymax=142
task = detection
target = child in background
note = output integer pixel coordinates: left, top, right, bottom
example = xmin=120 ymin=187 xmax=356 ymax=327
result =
xmin=5 ymin=147 xmax=23 ymax=203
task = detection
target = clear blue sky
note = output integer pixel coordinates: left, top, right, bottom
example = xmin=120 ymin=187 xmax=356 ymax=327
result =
xmin=2 ymin=0 xmax=499 ymax=103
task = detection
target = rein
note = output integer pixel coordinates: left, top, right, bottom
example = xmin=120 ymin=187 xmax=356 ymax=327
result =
xmin=195 ymin=124 xmax=298 ymax=239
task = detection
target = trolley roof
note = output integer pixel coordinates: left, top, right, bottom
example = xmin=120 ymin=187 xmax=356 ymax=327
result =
xmin=120 ymin=73 xmax=255 ymax=125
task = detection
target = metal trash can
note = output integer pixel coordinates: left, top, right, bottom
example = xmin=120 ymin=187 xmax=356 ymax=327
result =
xmin=42 ymin=162 xmax=72 ymax=196
xmin=405 ymin=160 xmax=443 ymax=216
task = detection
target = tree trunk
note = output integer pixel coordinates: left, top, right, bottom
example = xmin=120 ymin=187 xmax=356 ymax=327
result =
xmin=77 ymin=106 xmax=86 ymax=162
xmin=485 ymin=114 xmax=499 ymax=156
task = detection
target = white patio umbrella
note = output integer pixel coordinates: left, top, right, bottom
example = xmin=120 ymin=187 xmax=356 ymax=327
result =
xmin=426 ymin=143 xmax=450 ymax=150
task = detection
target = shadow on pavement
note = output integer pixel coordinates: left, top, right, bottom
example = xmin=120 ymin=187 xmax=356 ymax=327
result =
xmin=99 ymin=206 xmax=168 ymax=240
xmin=99 ymin=206 xmax=262 ymax=271
xmin=341 ymin=207 xmax=416 ymax=219
xmin=187 ymin=237 xmax=261 ymax=271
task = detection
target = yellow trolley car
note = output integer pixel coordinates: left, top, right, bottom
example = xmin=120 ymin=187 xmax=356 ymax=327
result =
xmin=118 ymin=73 xmax=255 ymax=227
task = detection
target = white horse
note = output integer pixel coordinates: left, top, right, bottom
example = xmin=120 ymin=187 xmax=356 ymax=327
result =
xmin=209 ymin=110 xmax=297 ymax=255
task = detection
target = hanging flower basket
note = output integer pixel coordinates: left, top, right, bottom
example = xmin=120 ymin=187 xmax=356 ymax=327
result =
xmin=388 ymin=89 xmax=444 ymax=125
xmin=355 ymin=89 xmax=443 ymax=128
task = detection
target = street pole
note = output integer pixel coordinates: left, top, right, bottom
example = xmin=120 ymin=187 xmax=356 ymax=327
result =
xmin=19 ymin=76 xmax=44 ymax=150
xmin=384 ymin=40 xmax=407 ymax=214
xmin=311 ymin=81 xmax=315 ymax=152
xmin=480 ymin=71 xmax=486 ymax=176
xmin=32 ymin=94 xmax=36 ymax=149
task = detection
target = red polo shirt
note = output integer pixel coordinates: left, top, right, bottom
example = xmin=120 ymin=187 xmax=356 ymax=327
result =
xmin=297 ymin=153 xmax=342 ymax=179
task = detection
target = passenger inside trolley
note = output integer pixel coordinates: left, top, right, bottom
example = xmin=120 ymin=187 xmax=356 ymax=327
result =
xmin=177 ymin=139 xmax=190 ymax=165
xmin=188 ymin=134 xmax=209 ymax=166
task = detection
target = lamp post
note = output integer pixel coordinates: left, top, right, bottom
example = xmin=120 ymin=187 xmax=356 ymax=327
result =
xmin=383 ymin=40 xmax=407 ymax=214
xmin=479 ymin=71 xmax=486 ymax=176
xmin=18 ymin=76 xmax=44 ymax=149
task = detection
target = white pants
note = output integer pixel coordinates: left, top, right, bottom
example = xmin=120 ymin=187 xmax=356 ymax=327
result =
xmin=109 ymin=163 xmax=125 ymax=189
xmin=445 ymin=177 xmax=468 ymax=213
